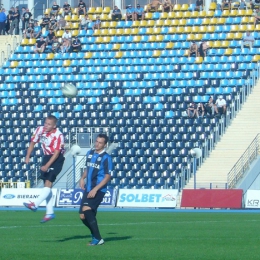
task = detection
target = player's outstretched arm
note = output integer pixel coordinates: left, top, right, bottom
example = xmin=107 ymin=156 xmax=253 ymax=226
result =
xmin=25 ymin=142 xmax=36 ymax=164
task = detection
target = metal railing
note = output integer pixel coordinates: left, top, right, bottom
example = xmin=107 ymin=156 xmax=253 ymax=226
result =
xmin=227 ymin=134 xmax=260 ymax=189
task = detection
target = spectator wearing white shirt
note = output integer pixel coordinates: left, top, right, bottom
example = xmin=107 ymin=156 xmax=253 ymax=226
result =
xmin=215 ymin=95 xmax=227 ymax=115
xmin=241 ymin=31 xmax=255 ymax=50
xmin=61 ymin=29 xmax=71 ymax=53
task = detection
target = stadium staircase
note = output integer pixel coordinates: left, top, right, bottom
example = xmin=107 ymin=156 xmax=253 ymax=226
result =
xmin=185 ymin=79 xmax=260 ymax=189
xmin=0 ymin=35 xmax=20 ymax=66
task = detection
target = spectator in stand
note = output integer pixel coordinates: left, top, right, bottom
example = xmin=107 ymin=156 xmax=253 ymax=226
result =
xmin=41 ymin=14 xmax=50 ymax=30
xmin=195 ymin=0 xmax=204 ymax=11
xmin=135 ymin=4 xmax=145 ymax=20
xmin=61 ymin=28 xmax=72 ymax=53
xmin=254 ymin=8 xmax=260 ymax=27
xmin=241 ymin=31 xmax=255 ymax=50
xmin=221 ymin=0 xmax=231 ymax=11
xmin=251 ymin=0 xmax=260 ymax=10
xmin=32 ymin=21 xmax=42 ymax=39
xmin=21 ymin=7 xmax=26 ymax=32
xmin=10 ymin=6 xmax=20 ymax=35
xmin=34 ymin=36 xmax=46 ymax=53
xmin=188 ymin=42 xmax=198 ymax=57
xmin=78 ymin=0 xmax=86 ymax=16
xmin=92 ymin=16 xmax=101 ymax=30
xmin=162 ymin=0 xmax=172 ymax=12
xmin=199 ymin=41 xmax=209 ymax=58
xmin=51 ymin=36 xmax=60 ymax=53
xmin=71 ymin=36 xmax=82 ymax=52
xmin=147 ymin=0 xmax=162 ymax=12
xmin=187 ymin=102 xmax=197 ymax=118
xmin=0 ymin=8 xmax=7 ymax=35
xmin=80 ymin=14 xmax=92 ymax=30
xmin=23 ymin=23 xmax=34 ymax=38
xmin=6 ymin=10 xmax=13 ymax=35
xmin=49 ymin=14 xmax=58 ymax=30
xmin=196 ymin=103 xmax=205 ymax=118
xmin=22 ymin=8 xmax=32 ymax=32
xmin=46 ymin=28 xmax=55 ymax=45
xmin=63 ymin=2 xmax=72 ymax=16
xmin=204 ymin=96 xmax=215 ymax=116
xmin=50 ymin=2 xmax=60 ymax=17
xmin=238 ymin=0 xmax=247 ymax=9
xmin=57 ymin=16 xmax=66 ymax=30
xmin=111 ymin=6 xmax=122 ymax=21
xmin=215 ymin=95 xmax=227 ymax=115
xmin=125 ymin=5 xmax=135 ymax=22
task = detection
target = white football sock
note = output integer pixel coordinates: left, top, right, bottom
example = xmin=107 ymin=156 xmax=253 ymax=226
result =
xmin=34 ymin=187 xmax=51 ymax=208
xmin=45 ymin=189 xmax=54 ymax=215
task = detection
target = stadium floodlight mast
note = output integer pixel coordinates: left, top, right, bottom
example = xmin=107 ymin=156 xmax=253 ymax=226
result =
xmin=70 ymin=144 xmax=81 ymax=189
xmin=190 ymin=148 xmax=202 ymax=189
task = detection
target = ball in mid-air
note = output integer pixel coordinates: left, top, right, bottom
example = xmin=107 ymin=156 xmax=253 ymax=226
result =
xmin=61 ymin=83 xmax=78 ymax=98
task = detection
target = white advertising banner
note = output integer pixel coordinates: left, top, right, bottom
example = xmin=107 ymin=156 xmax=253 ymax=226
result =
xmin=244 ymin=190 xmax=260 ymax=208
xmin=0 ymin=188 xmax=57 ymax=207
xmin=117 ymin=189 xmax=178 ymax=208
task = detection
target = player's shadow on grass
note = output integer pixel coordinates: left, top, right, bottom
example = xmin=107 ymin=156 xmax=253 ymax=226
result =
xmin=57 ymin=235 xmax=132 ymax=242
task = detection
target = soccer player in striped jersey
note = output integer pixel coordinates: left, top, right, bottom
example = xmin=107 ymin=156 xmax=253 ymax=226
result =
xmin=23 ymin=115 xmax=65 ymax=223
xmin=79 ymin=134 xmax=113 ymax=246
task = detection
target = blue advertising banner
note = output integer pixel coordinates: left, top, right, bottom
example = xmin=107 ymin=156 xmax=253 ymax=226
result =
xmin=56 ymin=188 xmax=117 ymax=207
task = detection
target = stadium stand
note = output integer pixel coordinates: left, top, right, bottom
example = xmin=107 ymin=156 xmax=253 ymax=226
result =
xmin=0 ymin=3 xmax=259 ymax=190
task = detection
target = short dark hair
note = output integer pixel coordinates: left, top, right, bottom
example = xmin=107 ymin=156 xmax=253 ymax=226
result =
xmin=46 ymin=115 xmax=58 ymax=124
xmin=97 ymin=133 xmax=109 ymax=144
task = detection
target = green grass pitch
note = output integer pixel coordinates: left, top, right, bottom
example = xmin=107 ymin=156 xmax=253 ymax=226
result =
xmin=1 ymin=210 xmax=260 ymax=260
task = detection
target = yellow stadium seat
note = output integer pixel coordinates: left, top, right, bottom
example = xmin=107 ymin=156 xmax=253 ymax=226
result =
xmin=217 ymin=18 xmax=226 ymax=24
xmin=176 ymin=27 xmax=184 ymax=34
xmin=256 ymin=24 xmax=260 ymax=31
xmin=230 ymin=10 xmax=238 ymax=16
xmin=56 ymin=30 xmax=64 ymax=37
xmin=158 ymin=4 xmax=163 ymax=12
xmin=245 ymin=9 xmax=253 ymax=16
xmin=184 ymin=49 xmax=189 ymax=56
xmin=163 ymin=20 xmax=171 ymax=26
xmin=179 ymin=19 xmax=187 ymax=26
xmin=171 ymin=20 xmax=179 ymax=26
xmin=233 ymin=32 xmax=243 ymax=39
xmin=10 ymin=61 xmax=18 ymax=68
xmin=205 ymin=10 xmax=214 ymax=17
xmin=112 ymin=44 xmax=121 ymax=50
xmin=46 ymin=53 xmax=54 ymax=60
xmin=238 ymin=24 xmax=248 ymax=32
xmin=226 ymin=32 xmax=234 ymax=40
xmin=71 ymin=8 xmax=78 ymax=15
xmin=71 ymin=15 xmax=79 ymax=22
xmin=224 ymin=49 xmax=233 ymax=55
xmin=198 ymin=25 xmax=206 ymax=33
xmin=64 ymin=15 xmax=71 ymax=21
xmin=230 ymin=25 xmax=239 ymax=32
xmin=71 ymin=23 xmax=79 ymax=29
xmin=160 ymin=12 xmax=168 ymax=19
xmin=84 ymin=52 xmax=92 ymax=59
xmin=155 ymin=35 xmax=164 ymax=42
xmin=93 ymin=29 xmax=101 ymax=36
xmin=173 ymin=4 xmax=181 ymax=11
xmin=241 ymin=17 xmax=249 ymax=24
xmin=222 ymin=10 xmax=230 ymax=16
xmin=95 ymin=37 xmax=103 ymax=43
xmin=175 ymin=12 xmax=183 ymax=19
xmin=109 ymin=21 xmax=117 ymax=28
xmin=212 ymin=41 xmax=221 ymax=48
xmin=28 ymin=39 xmax=36 ymax=45
xmin=187 ymin=34 xmax=195 ymax=41
xmin=237 ymin=10 xmax=246 ymax=16
xmin=140 ymin=20 xmax=147 ymax=27
xmin=103 ymin=36 xmax=111 ymax=43
xmin=198 ymin=11 xmax=207 ymax=18
xmin=115 ymin=51 xmax=123 ymax=58
xmin=168 ymin=12 xmax=175 ymax=19
xmin=108 ymin=28 xmax=116 ymax=35
xmin=132 ymin=21 xmax=140 ymax=27
xmin=209 ymin=17 xmax=217 ymax=24
xmin=63 ymin=60 xmax=71 ymax=67
xmin=144 ymin=5 xmax=148 ymax=12
xmin=153 ymin=27 xmax=162 ymax=34
xmin=181 ymin=4 xmax=189 ymax=11
xmin=248 ymin=17 xmax=255 ymax=24
xmin=247 ymin=24 xmax=255 ymax=31
xmin=153 ymin=50 xmax=161 ymax=57
xmin=166 ymin=42 xmax=174 ymax=49
xmin=88 ymin=7 xmax=96 ymax=14
xmin=194 ymin=34 xmax=203 ymax=41
xmin=195 ymin=57 xmax=203 ymax=63
xmin=221 ymin=41 xmax=230 ymax=48
xmin=72 ymin=30 xmax=79 ymax=37
xmin=123 ymin=28 xmax=131 ymax=35
xmin=103 ymin=7 xmax=111 ymax=14
xmin=252 ymin=55 xmax=260 ymax=62
xmin=207 ymin=25 xmax=215 ymax=33
xmin=190 ymin=11 xmax=199 ymax=18
xmin=133 ymin=35 xmax=141 ymax=42
xmin=191 ymin=26 xmax=199 ymax=33
xmin=44 ymin=8 xmax=51 ymax=15
xmin=131 ymin=28 xmax=139 ymax=34
xmin=101 ymin=21 xmax=110 ymax=28
xmin=154 ymin=20 xmax=164 ymax=27
xmin=148 ymin=35 xmax=156 ymax=42
xmin=100 ymin=14 xmax=108 ymax=21
xmin=147 ymin=20 xmax=155 ymax=27
xmin=183 ymin=11 xmax=191 ymax=18
xmin=21 ymin=39 xmax=29 ymax=46
xmin=115 ymin=28 xmax=123 ymax=35
xmin=100 ymin=29 xmax=109 ymax=35
xmin=168 ymin=27 xmax=176 ymax=34
xmin=183 ymin=26 xmax=191 ymax=33
xmin=95 ymin=7 xmax=103 ymax=14
xmin=209 ymin=2 xmax=217 ymax=10
xmin=145 ymin=12 xmax=153 ymax=20
xmin=202 ymin=18 xmax=210 ymax=25
xmin=207 ymin=41 xmax=213 ymax=48
xmin=58 ymin=8 xmax=63 ymax=15
xmin=106 ymin=13 xmax=112 ymax=21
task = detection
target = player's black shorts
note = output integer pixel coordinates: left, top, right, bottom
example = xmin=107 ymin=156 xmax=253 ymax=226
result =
xmin=40 ymin=153 xmax=65 ymax=183
xmin=79 ymin=190 xmax=105 ymax=213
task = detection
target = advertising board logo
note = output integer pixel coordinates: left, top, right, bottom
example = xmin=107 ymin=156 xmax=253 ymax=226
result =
xmin=162 ymin=194 xmax=176 ymax=202
xmin=3 ymin=194 xmax=15 ymax=199
xmin=73 ymin=190 xmax=83 ymax=204
xmin=247 ymin=199 xmax=259 ymax=207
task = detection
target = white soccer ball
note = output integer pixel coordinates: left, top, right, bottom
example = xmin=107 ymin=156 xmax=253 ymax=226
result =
xmin=61 ymin=83 xmax=78 ymax=98
xmin=70 ymin=144 xmax=81 ymax=156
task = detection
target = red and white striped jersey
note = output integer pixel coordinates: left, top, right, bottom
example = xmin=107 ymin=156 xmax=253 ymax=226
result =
xmin=31 ymin=126 xmax=65 ymax=155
